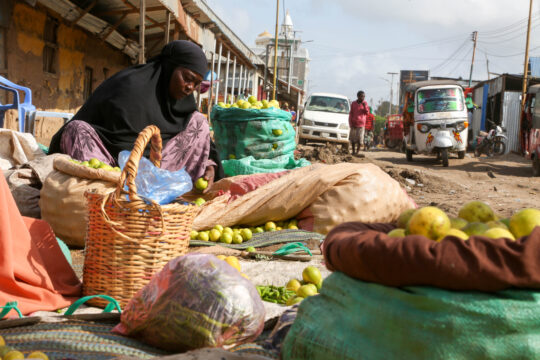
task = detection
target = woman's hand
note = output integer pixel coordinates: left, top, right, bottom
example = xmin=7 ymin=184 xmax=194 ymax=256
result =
xmin=202 ymin=165 xmax=215 ymax=194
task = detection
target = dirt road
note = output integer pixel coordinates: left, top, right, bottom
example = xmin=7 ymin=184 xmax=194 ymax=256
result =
xmin=296 ymin=144 xmax=540 ymax=219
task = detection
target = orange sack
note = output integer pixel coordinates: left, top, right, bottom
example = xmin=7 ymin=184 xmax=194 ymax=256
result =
xmin=0 ymin=174 xmax=81 ymax=316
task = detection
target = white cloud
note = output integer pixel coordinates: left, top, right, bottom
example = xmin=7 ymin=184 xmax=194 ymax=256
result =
xmin=312 ymin=0 xmax=532 ymax=29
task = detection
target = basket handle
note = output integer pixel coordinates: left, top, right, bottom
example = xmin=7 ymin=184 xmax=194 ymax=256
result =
xmin=116 ymin=125 xmax=163 ymax=202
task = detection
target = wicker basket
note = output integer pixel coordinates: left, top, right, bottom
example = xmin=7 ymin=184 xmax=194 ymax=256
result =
xmin=82 ymin=125 xmax=199 ymax=308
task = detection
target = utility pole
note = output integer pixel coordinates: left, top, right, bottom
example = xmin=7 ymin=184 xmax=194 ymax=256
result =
xmin=387 ymin=72 xmax=398 ymax=115
xmin=468 ymin=31 xmax=478 ymax=88
xmin=521 ymin=0 xmax=534 ymax=111
xmin=485 ymin=53 xmax=490 ymax=80
xmin=272 ymin=0 xmax=280 ymax=101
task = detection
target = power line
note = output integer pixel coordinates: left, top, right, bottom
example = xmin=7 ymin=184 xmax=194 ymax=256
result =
xmin=430 ymin=38 xmax=470 ymax=72
xmin=446 ymin=46 xmax=473 ymax=77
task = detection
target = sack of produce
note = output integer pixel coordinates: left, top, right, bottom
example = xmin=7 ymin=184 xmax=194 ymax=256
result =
xmin=193 ymin=163 xmax=414 ymax=234
xmin=323 ymin=206 xmax=540 ymax=291
xmin=211 ymin=105 xmax=309 ymax=175
xmin=39 ymin=156 xmax=120 ymax=247
xmin=282 ymin=271 xmax=540 ymax=360
xmin=113 ymin=253 xmax=265 ymax=352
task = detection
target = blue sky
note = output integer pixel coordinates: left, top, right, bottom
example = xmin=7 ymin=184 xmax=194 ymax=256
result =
xmin=206 ymin=0 xmax=540 ymax=107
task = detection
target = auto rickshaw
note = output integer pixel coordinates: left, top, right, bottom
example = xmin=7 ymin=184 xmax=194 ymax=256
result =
xmin=403 ymin=80 xmax=469 ymax=167
xmin=521 ymin=84 xmax=540 ymax=176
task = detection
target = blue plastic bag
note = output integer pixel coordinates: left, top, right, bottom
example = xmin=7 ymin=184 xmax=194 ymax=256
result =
xmin=118 ymin=150 xmax=192 ymax=205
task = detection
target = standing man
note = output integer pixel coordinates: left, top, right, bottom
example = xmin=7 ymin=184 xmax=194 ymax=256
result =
xmin=348 ymin=90 xmax=370 ymax=154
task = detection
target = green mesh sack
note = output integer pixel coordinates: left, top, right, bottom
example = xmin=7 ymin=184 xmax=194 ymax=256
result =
xmin=222 ymin=155 xmax=310 ymax=176
xmin=211 ymin=106 xmax=296 ymax=160
xmin=283 ymin=272 xmax=540 ymax=360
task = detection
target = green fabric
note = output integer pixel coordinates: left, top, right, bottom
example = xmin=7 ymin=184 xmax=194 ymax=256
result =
xmin=211 ymin=106 xmax=295 ymax=160
xmin=56 ymin=237 xmax=72 ymax=265
xmin=38 ymin=143 xmax=49 ymax=154
xmin=283 ymin=272 xmax=540 ymax=360
xmin=222 ymin=155 xmax=310 ymax=176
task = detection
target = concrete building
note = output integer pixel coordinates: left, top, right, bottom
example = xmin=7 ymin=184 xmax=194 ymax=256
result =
xmin=1 ymin=0 xmax=208 ymax=143
xmin=252 ymin=10 xmax=310 ymax=109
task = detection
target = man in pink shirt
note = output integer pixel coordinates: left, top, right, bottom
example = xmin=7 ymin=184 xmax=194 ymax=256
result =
xmin=349 ymin=90 xmax=370 ymax=154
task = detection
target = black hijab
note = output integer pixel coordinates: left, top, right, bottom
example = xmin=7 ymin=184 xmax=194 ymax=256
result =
xmin=49 ymin=40 xmax=223 ymax=179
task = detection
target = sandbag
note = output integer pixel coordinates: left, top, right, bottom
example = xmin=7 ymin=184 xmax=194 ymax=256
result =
xmin=283 ymin=272 xmax=540 ymax=360
xmin=323 ymin=222 xmax=540 ymax=292
xmin=192 ymin=163 xmax=414 ymax=233
xmin=113 ymin=254 xmax=265 ymax=352
xmin=39 ymin=156 xmax=119 ymax=247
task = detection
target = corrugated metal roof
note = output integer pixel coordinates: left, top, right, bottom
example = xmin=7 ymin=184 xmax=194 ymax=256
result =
xmin=38 ymin=0 xmax=140 ymax=60
xmin=37 ymin=0 xmax=189 ymax=61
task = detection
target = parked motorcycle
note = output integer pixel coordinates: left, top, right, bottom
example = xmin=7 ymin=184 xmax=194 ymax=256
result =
xmin=474 ymin=122 xmax=507 ymax=157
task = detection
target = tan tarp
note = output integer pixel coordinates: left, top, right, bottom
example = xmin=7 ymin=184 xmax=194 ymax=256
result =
xmin=40 ymin=156 xmax=119 ymax=247
xmin=193 ymin=163 xmax=415 ymax=233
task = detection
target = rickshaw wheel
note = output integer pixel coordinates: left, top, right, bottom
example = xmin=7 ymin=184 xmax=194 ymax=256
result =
xmin=406 ymin=149 xmax=413 ymax=162
xmin=533 ymin=156 xmax=540 ymax=177
xmin=441 ymin=148 xmax=449 ymax=167
xmin=458 ymin=151 xmax=465 ymax=159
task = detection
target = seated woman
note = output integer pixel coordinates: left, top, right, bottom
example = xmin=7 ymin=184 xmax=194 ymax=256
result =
xmin=49 ymin=40 xmax=223 ymax=188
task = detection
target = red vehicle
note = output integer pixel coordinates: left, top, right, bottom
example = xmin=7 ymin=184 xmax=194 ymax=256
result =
xmin=521 ymin=84 xmax=540 ymax=176
xmin=384 ymin=114 xmax=404 ymax=149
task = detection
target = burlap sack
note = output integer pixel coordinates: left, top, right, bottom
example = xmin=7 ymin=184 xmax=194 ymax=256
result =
xmin=39 ymin=156 xmax=120 ymax=247
xmin=307 ymin=163 xmax=415 ymax=234
xmin=192 ymin=163 xmax=415 ymax=234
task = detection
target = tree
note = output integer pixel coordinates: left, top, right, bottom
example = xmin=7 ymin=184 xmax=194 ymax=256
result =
xmin=375 ymin=101 xmax=399 ymax=117
xmin=374 ymin=115 xmax=386 ymax=136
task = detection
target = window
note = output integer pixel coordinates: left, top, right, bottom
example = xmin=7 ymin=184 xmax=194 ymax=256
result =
xmin=83 ymin=67 xmax=93 ymax=100
xmin=43 ymin=16 xmax=58 ymax=74
xmin=417 ymin=87 xmax=465 ymax=114
xmin=306 ymin=96 xmax=349 ymax=114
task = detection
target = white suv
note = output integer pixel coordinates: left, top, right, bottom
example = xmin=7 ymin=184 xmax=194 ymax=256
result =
xmin=298 ymin=93 xmax=350 ymax=146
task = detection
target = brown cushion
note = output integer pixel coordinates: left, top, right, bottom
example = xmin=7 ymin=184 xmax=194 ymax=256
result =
xmin=323 ymin=222 xmax=540 ymax=292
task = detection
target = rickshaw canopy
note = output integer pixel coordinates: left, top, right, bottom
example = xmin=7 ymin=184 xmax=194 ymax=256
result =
xmin=405 ymin=80 xmax=463 ymax=93
xmin=528 ymin=84 xmax=540 ymax=94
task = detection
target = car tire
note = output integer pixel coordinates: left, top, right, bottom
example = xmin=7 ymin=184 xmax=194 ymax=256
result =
xmin=406 ymin=149 xmax=413 ymax=162
xmin=458 ymin=150 xmax=466 ymax=159
xmin=441 ymin=148 xmax=449 ymax=167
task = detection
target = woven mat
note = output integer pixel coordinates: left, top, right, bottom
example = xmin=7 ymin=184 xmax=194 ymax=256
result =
xmin=189 ymin=229 xmax=324 ymax=249
xmin=0 ymin=319 xmax=169 ymax=360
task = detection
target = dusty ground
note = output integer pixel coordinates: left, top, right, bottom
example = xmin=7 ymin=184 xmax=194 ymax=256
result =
xmin=296 ymin=143 xmax=540 ymax=219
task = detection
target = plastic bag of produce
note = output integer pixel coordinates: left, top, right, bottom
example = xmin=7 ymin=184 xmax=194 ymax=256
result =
xmin=118 ymin=150 xmax=192 ymax=205
xmin=113 ymin=253 xmax=265 ymax=352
